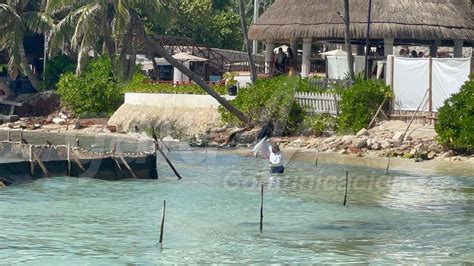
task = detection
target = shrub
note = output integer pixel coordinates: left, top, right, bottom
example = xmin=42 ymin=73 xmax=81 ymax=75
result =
xmin=124 ymin=73 xmax=227 ymax=95
xmin=57 ymin=56 xmax=123 ymax=117
xmin=435 ymin=75 xmax=474 ymax=154
xmin=338 ymin=79 xmax=391 ymax=134
xmin=301 ymin=114 xmax=338 ymax=136
xmin=219 ymin=76 xmax=307 ymax=135
xmin=43 ymin=55 xmax=76 ymax=90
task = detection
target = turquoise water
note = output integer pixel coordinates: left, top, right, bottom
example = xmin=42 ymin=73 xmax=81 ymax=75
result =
xmin=0 ymin=148 xmax=473 ymax=264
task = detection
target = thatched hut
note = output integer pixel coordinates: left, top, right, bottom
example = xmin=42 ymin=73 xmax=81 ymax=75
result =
xmin=248 ymin=0 xmax=474 ymax=76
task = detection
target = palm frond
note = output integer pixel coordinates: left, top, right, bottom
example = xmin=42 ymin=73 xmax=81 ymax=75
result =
xmin=45 ymin=0 xmax=92 ymax=14
xmin=22 ymin=11 xmax=54 ymax=34
xmin=71 ymin=3 xmax=102 ymax=49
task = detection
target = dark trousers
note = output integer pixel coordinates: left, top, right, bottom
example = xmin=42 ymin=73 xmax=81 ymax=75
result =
xmin=270 ymin=165 xmax=285 ymax=174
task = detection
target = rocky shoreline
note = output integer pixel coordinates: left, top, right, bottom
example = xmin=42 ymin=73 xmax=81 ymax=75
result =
xmin=2 ymin=115 xmax=472 ymax=164
xmin=199 ymin=120 xmax=473 ymax=164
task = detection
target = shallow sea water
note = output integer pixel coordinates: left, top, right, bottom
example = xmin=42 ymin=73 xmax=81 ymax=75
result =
xmin=0 ymin=145 xmax=473 ymax=264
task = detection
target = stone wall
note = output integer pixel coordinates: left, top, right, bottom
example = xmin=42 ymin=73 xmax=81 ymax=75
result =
xmin=108 ymin=93 xmax=228 ymax=138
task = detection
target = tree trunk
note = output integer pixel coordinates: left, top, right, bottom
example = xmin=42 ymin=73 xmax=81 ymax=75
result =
xmin=0 ymin=78 xmax=13 ymax=97
xmin=148 ymin=38 xmax=250 ymax=125
xmin=239 ymin=0 xmax=257 ymax=83
xmin=19 ymin=41 xmax=40 ymax=92
xmin=343 ymin=0 xmax=355 ymax=81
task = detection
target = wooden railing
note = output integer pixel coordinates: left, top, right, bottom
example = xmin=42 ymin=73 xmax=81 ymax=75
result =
xmin=294 ymin=92 xmax=341 ymax=115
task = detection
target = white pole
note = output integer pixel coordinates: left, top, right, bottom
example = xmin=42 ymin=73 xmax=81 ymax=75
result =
xmin=252 ymin=0 xmax=259 ymax=54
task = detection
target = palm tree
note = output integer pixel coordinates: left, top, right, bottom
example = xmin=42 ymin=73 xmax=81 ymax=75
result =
xmin=0 ymin=0 xmax=53 ymax=93
xmin=46 ymin=0 xmax=152 ymax=82
xmin=238 ymin=0 xmax=257 ymax=83
xmin=342 ymin=0 xmax=355 ymax=81
xmin=47 ymin=0 xmax=250 ymax=124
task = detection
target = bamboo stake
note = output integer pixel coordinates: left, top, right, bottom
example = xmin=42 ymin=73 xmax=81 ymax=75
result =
xmin=19 ymin=130 xmax=23 ymax=144
xmin=7 ymin=130 xmax=10 ymax=142
xmin=386 ymin=147 xmax=391 ymax=175
xmin=29 ymin=145 xmax=34 ymax=176
xmin=160 ymin=139 xmax=170 ymax=153
xmin=159 ymin=200 xmax=166 ymax=244
xmin=368 ymin=98 xmax=387 ymax=129
xmin=403 ymin=88 xmax=430 ymax=141
xmin=343 ymin=171 xmax=349 ymax=206
xmin=315 ymin=150 xmax=319 ymax=166
xmin=32 ymin=151 xmax=50 ymax=178
xmin=71 ymin=154 xmax=86 ymax=172
xmin=156 ymin=144 xmax=182 ymax=180
xmin=117 ymin=153 xmax=138 ymax=179
xmin=67 ymin=143 xmax=71 ymax=176
xmin=260 ymin=184 xmax=264 ymax=233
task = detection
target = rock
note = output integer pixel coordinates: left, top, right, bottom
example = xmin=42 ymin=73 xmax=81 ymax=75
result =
xmin=370 ymin=142 xmax=381 ymax=150
xmin=339 ymin=149 xmax=349 ymax=155
xmin=427 ymin=151 xmax=437 ymax=160
xmin=349 ymin=147 xmax=361 ymax=154
xmin=107 ymin=125 xmax=117 ymax=133
xmin=32 ymin=124 xmax=42 ymax=130
xmin=356 ymin=128 xmax=368 ymax=137
xmin=323 ymin=137 xmax=337 ymax=143
xmin=415 ymin=151 xmax=428 ymax=160
xmin=381 ymin=140 xmax=391 ymax=149
xmin=414 ymin=157 xmax=424 ymax=162
xmin=342 ymin=135 xmax=354 ymax=142
xmin=441 ymin=150 xmax=454 ymax=158
xmin=328 ymin=141 xmax=341 ymax=149
xmin=392 ymin=132 xmax=405 ymax=142
xmin=428 ymin=144 xmax=443 ymax=153
xmin=52 ymin=117 xmax=66 ymax=125
xmin=352 ymin=138 xmax=367 ymax=149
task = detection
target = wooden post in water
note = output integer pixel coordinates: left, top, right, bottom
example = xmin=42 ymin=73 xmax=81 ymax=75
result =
xmin=386 ymin=148 xmax=391 ymax=175
xmin=7 ymin=130 xmax=10 ymax=142
xmin=118 ymin=153 xmax=138 ymax=179
xmin=343 ymin=171 xmax=349 ymax=206
xmin=29 ymin=145 xmax=34 ymax=176
xmin=32 ymin=151 xmax=50 ymax=178
xmin=67 ymin=143 xmax=71 ymax=176
xmin=260 ymin=184 xmax=264 ymax=233
xmin=19 ymin=130 xmax=23 ymax=144
xmin=315 ymin=150 xmax=319 ymax=166
xmin=159 ymin=200 xmax=166 ymax=244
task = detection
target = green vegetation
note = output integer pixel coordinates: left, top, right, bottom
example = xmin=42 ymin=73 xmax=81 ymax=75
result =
xmin=219 ymin=76 xmax=310 ymax=135
xmin=43 ymin=55 xmax=76 ymax=89
xmin=338 ymin=79 xmax=391 ymax=134
xmin=155 ymin=0 xmax=243 ymax=50
xmin=124 ymin=73 xmax=227 ymax=95
xmin=57 ymin=57 xmax=123 ymax=117
xmin=301 ymin=114 xmax=338 ymax=136
xmin=435 ymin=75 xmax=474 ymax=154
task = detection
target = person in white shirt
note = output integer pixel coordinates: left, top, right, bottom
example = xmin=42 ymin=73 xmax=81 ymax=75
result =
xmin=269 ymin=143 xmax=284 ymax=174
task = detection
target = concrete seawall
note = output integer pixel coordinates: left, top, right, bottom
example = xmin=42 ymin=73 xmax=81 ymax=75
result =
xmin=108 ymin=93 xmax=234 ymax=138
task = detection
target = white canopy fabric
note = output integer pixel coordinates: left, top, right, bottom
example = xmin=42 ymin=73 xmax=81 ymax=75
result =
xmin=319 ymin=49 xmax=347 ymax=56
xmin=274 ymin=45 xmax=289 ymax=53
xmin=172 ymin=52 xmax=208 ymax=62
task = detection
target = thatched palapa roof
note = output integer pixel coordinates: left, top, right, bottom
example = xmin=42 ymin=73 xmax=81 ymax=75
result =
xmin=248 ymin=0 xmax=474 ymax=43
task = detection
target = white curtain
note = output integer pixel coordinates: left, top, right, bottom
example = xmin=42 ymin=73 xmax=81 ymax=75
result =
xmin=393 ymin=58 xmax=430 ymax=111
xmin=327 ymin=56 xmax=365 ymax=80
xmin=432 ymin=58 xmax=471 ymax=111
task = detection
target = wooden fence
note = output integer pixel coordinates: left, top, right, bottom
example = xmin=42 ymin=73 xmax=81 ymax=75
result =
xmin=388 ymin=110 xmax=438 ymax=125
xmin=294 ymin=92 xmax=341 ymax=115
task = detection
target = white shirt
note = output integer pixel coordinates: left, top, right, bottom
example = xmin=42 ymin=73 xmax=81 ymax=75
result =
xmin=269 ymin=147 xmax=283 ymax=167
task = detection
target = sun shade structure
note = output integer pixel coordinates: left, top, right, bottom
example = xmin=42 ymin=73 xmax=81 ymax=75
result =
xmin=248 ymin=0 xmax=474 ymax=43
xmin=248 ymin=0 xmax=474 ymax=77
